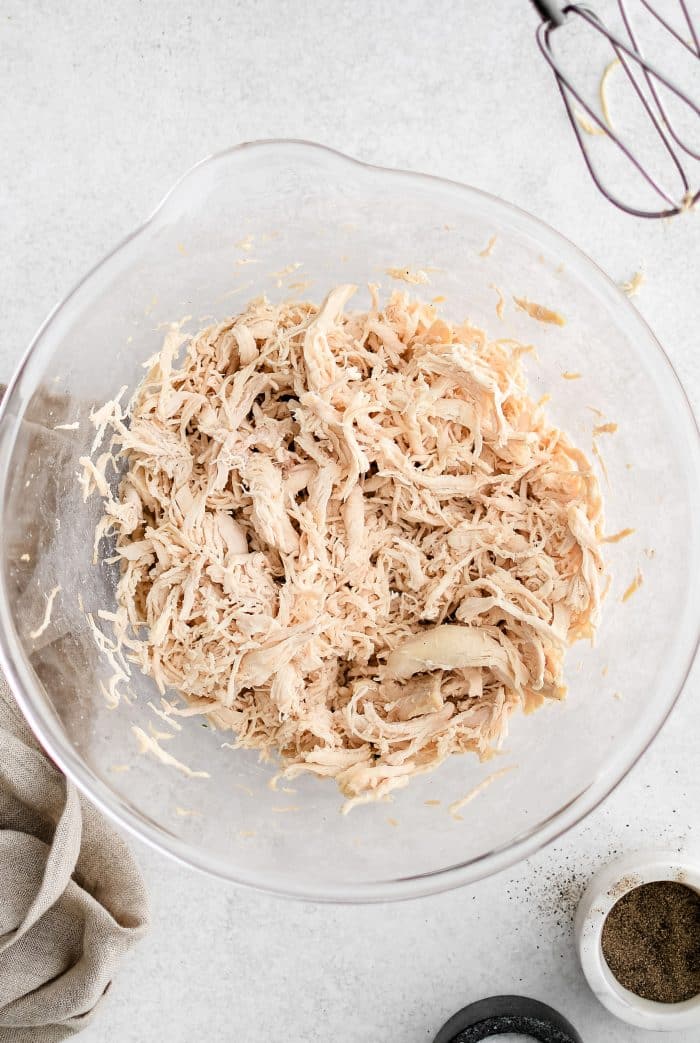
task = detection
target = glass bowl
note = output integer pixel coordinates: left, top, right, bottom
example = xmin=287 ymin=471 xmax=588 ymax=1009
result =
xmin=1 ymin=140 xmax=698 ymax=902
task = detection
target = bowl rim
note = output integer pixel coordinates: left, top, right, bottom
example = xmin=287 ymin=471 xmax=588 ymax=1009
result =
xmin=1 ymin=138 xmax=699 ymax=903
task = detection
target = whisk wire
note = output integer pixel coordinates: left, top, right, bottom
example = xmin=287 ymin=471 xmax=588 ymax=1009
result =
xmin=618 ymin=0 xmax=700 ymax=160
xmin=629 ymin=0 xmax=699 ymax=58
xmin=535 ymin=1 xmax=700 ymax=217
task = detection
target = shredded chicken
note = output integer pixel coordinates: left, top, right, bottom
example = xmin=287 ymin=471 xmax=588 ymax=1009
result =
xmin=491 ymin=285 xmax=506 ymax=320
xmin=593 ymin=422 xmax=618 ymax=436
xmin=591 ymin=440 xmax=610 ymax=486
xmin=603 ymin=527 xmax=635 ymax=544
xmin=448 ymin=765 xmax=514 ymax=820
xmin=620 ymin=271 xmax=645 ymax=298
xmin=131 ymin=725 xmax=210 ymax=779
xmin=622 ymin=568 xmax=643 ymax=603
xmin=385 ymin=268 xmax=430 ymax=285
xmin=600 ymin=58 xmax=621 ymax=130
xmin=513 ymin=297 xmax=566 ymax=327
xmin=84 ymin=286 xmax=605 ymax=808
xmin=574 ymin=110 xmax=606 ymax=137
xmin=29 ymin=585 xmax=61 ymax=640
xmin=479 ymin=235 xmax=498 ymax=258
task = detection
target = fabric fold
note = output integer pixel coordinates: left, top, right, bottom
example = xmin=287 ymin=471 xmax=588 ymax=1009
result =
xmin=0 ymin=673 xmax=149 ymax=1041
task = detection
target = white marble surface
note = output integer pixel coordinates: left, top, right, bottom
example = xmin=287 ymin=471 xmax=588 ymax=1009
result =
xmin=2 ymin=1 xmax=699 ymax=1040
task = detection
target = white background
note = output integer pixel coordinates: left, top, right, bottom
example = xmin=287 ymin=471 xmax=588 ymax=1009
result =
xmin=2 ymin=2 xmax=699 ymax=1040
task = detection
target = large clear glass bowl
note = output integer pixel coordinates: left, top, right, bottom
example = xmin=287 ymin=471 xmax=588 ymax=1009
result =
xmin=1 ymin=141 xmax=698 ymax=902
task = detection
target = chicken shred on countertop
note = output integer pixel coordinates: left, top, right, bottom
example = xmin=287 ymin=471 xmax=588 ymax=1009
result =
xmin=83 ymin=285 xmax=605 ymax=809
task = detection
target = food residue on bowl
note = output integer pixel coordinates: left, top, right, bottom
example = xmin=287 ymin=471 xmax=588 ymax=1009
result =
xmin=490 ymin=284 xmax=506 ymax=320
xmin=385 ymin=267 xmax=430 ymax=285
xmin=448 ymin=764 xmax=514 ymax=821
xmin=479 ymin=235 xmax=498 ymax=258
xmin=620 ymin=271 xmax=645 ymax=298
xmin=29 ymin=584 xmax=61 ymax=640
xmin=621 ymin=568 xmax=644 ymax=603
xmin=603 ymin=527 xmax=635 ymax=544
xmin=131 ymin=725 xmax=210 ymax=779
xmin=513 ymin=296 xmax=566 ymax=326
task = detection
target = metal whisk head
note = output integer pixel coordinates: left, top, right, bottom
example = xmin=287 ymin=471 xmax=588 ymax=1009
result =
xmin=533 ymin=1 xmax=700 ymax=217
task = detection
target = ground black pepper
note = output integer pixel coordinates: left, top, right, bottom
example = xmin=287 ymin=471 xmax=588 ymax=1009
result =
xmin=601 ymin=881 xmax=700 ymax=1003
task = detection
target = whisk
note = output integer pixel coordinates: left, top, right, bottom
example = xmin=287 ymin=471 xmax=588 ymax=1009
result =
xmin=531 ymin=0 xmax=700 ymax=217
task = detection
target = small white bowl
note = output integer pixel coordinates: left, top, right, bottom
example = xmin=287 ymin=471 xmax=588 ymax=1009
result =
xmin=575 ymin=849 xmax=700 ymax=1031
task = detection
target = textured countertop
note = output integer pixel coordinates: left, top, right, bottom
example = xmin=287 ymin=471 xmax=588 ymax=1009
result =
xmin=2 ymin=1 xmax=698 ymax=1040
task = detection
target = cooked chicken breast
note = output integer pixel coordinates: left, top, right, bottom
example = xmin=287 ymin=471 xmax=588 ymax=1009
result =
xmin=83 ymin=285 xmax=604 ymax=808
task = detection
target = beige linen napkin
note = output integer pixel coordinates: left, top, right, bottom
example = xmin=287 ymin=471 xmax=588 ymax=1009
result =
xmin=0 ymin=665 xmax=149 ymax=1041
xmin=0 ymin=381 xmax=149 ymax=1037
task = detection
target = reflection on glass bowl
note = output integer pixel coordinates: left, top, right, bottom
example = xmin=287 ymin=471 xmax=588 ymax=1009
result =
xmin=0 ymin=141 xmax=698 ymax=902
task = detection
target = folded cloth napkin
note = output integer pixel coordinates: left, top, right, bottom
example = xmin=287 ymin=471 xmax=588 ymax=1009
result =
xmin=0 ymin=671 xmax=149 ymax=1042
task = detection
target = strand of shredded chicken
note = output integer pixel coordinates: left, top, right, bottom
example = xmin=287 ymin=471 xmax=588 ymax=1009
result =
xmin=83 ymin=285 xmax=605 ymax=809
